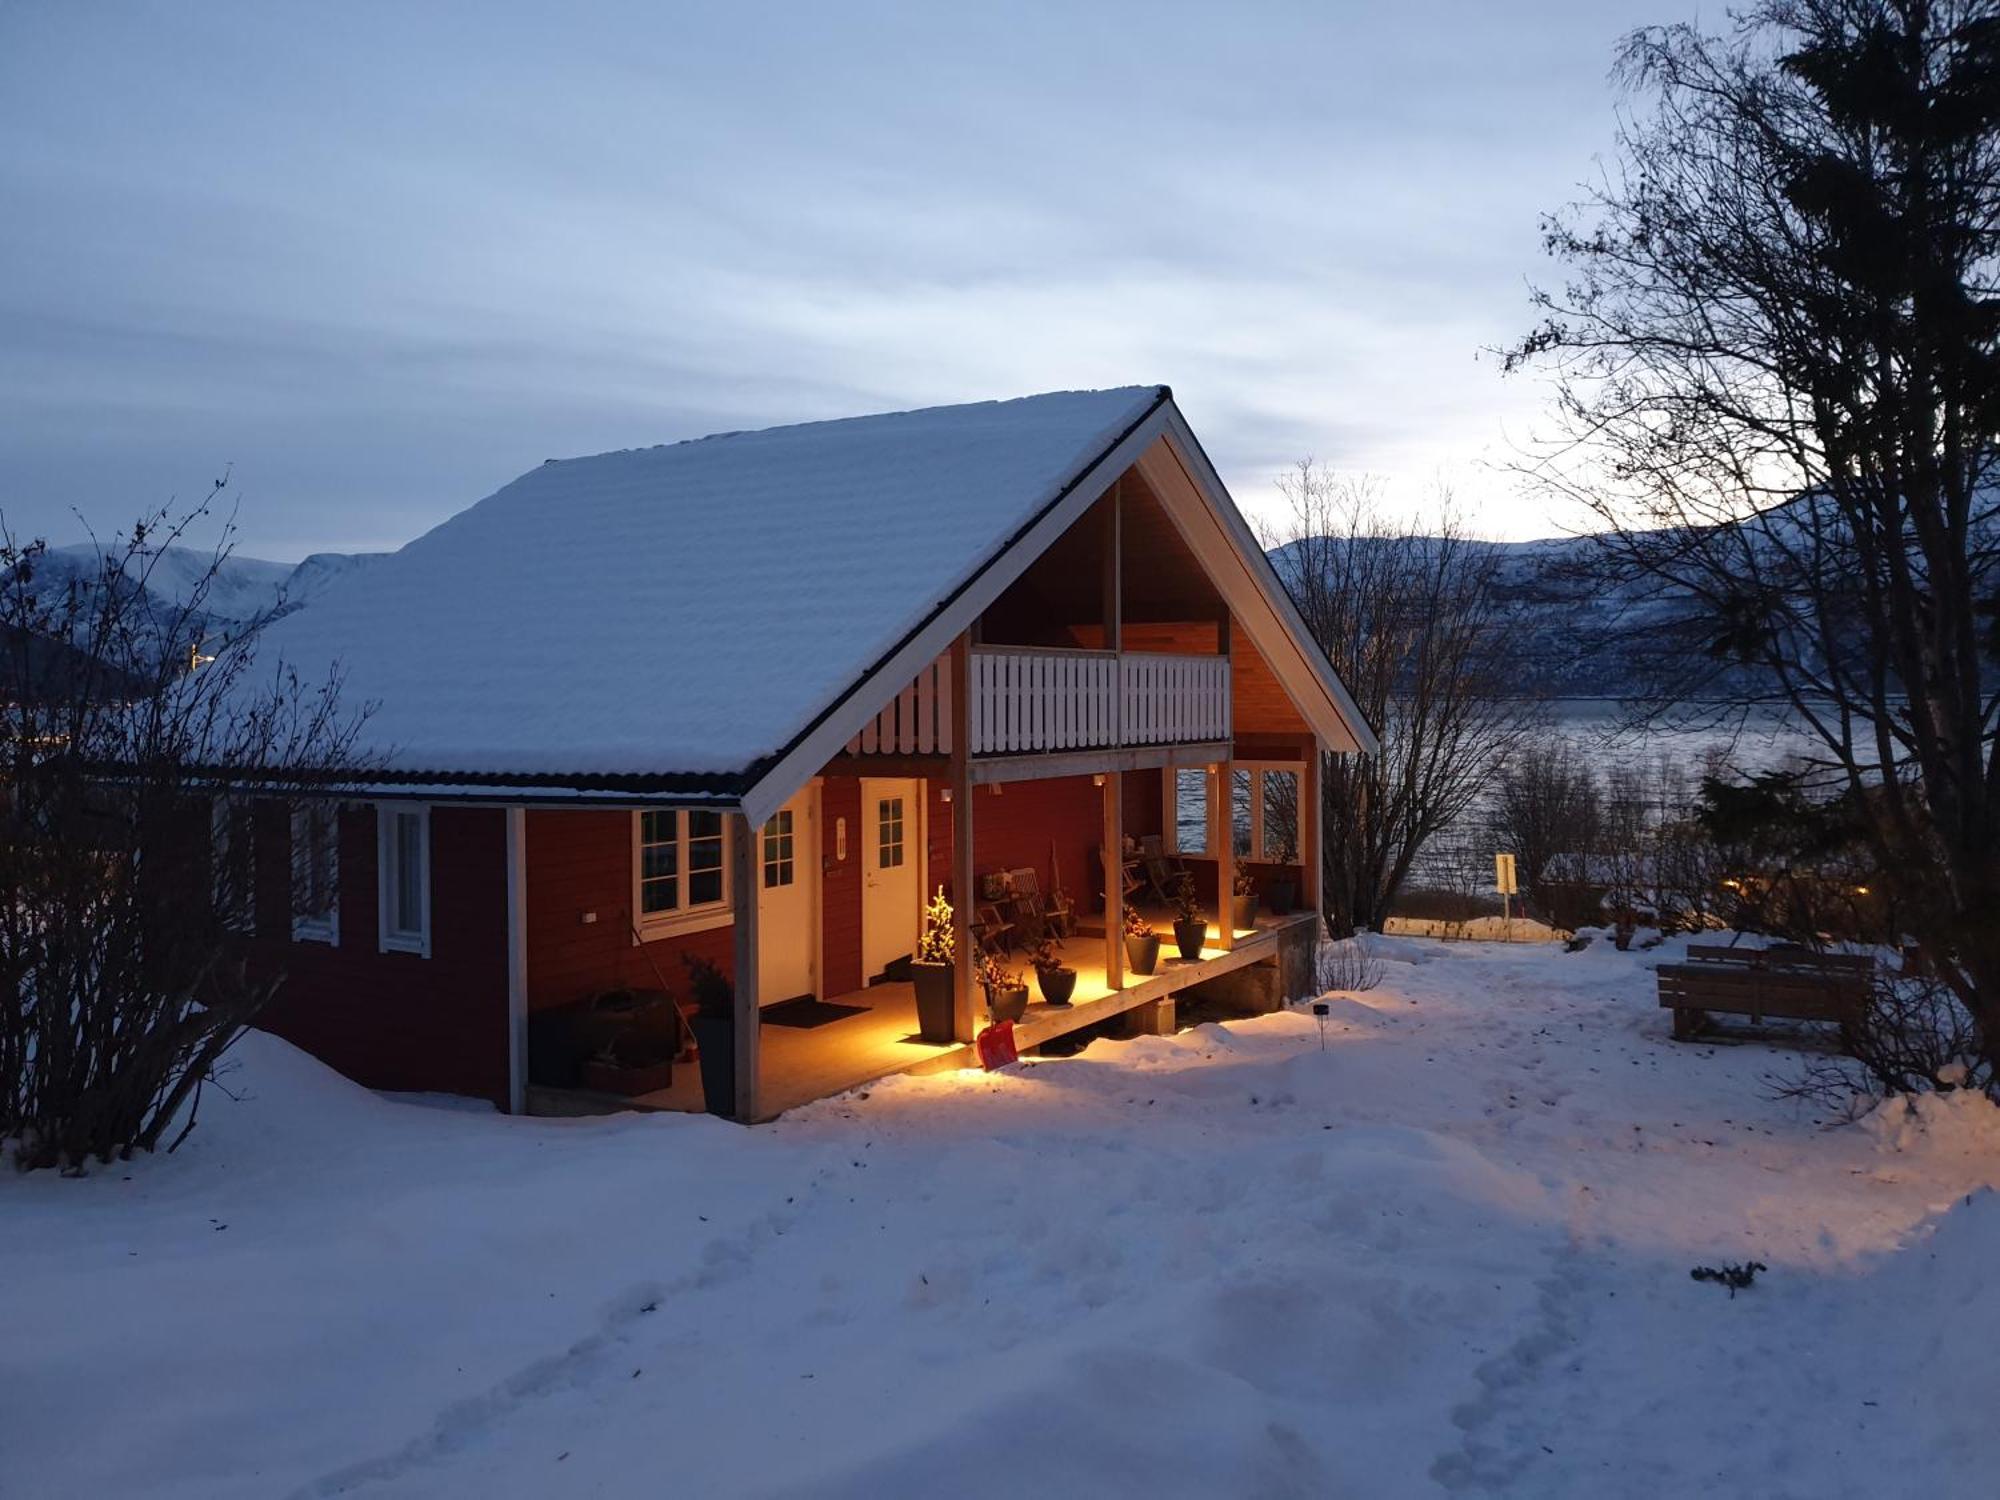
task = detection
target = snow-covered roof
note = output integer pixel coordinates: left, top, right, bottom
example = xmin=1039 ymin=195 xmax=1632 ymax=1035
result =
xmin=255 ymin=387 xmax=1169 ymax=790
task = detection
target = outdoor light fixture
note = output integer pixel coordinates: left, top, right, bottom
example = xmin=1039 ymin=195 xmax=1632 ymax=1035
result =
xmin=1092 ymin=774 xmax=1105 ymax=787
xmin=940 ymin=787 xmax=952 ymax=803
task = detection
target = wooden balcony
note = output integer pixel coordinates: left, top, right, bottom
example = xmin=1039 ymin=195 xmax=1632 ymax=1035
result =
xmin=847 ymin=646 xmax=1230 ymax=760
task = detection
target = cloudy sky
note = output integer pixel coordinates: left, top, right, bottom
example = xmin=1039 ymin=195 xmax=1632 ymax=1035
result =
xmin=0 ymin=0 xmax=1695 ymax=561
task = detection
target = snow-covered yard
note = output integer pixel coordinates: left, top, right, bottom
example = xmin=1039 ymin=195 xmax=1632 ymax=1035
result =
xmin=9 ymin=934 xmax=1997 ymax=1498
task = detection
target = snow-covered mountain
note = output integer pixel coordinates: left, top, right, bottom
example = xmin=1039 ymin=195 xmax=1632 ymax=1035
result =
xmin=33 ymin=543 xmax=385 ymax=634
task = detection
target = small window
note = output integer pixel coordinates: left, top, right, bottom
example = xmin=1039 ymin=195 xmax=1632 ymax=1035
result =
xmin=1230 ymin=768 xmax=1254 ymax=859
xmin=211 ymin=796 xmax=254 ymax=934
xmin=763 ymin=809 xmax=795 ymax=889
xmin=1170 ymin=769 xmax=1209 ymax=855
xmin=634 ymin=808 xmax=732 ymax=934
xmin=377 ymin=803 xmax=430 ymax=956
xmin=291 ymin=802 xmax=339 ymax=944
xmin=876 ymin=796 xmax=905 ymax=869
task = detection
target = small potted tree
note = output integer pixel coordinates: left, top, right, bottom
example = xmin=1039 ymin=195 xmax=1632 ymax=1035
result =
xmin=1123 ymin=903 xmax=1161 ymax=975
xmin=1168 ymin=871 xmax=1207 ymax=960
xmin=978 ymin=951 xmax=1029 ymax=1023
xmin=910 ymin=886 xmax=956 ymax=1041
xmin=1028 ymin=934 xmax=1076 ymax=1006
xmin=683 ymin=955 xmax=736 ymax=1117
xmin=1231 ymin=867 xmax=1258 ymax=935
xmin=1265 ymin=838 xmax=1298 ymax=915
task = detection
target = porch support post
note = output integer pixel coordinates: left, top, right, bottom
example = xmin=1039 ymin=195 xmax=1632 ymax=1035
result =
xmin=1216 ymin=757 xmax=1236 ymax=953
xmin=1102 ymin=769 xmax=1124 ymax=992
xmin=950 ymin=634 xmax=977 ymax=1041
xmin=1303 ymin=736 xmax=1324 ymax=936
xmin=730 ymin=812 xmax=762 ymax=1122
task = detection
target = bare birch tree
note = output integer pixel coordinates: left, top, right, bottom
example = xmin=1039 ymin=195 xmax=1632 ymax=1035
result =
xmin=1268 ymin=467 xmax=1540 ymax=935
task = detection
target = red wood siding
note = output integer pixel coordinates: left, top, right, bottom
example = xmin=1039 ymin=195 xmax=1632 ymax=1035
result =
xmin=971 ymin=774 xmax=1103 ymax=914
xmin=249 ymin=803 xmax=511 ymax=1106
xmin=523 ymin=809 xmax=733 ymax=1012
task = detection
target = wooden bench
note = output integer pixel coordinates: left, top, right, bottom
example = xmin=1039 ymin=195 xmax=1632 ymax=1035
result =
xmin=1658 ymin=945 xmax=1874 ymax=1041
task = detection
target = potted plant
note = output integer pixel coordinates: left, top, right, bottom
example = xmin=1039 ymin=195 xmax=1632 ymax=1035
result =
xmin=1029 ymin=935 xmax=1076 ymax=1006
xmin=910 ymin=886 xmax=957 ymax=1041
xmin=1231 ymin=867 xmax=1258 ymax=934
xmin=576 ymin=986 xmax=678 ymax=1095
xmin=1168 ymin=871 xmax=1207 ymax=960
xmin=978 ymin=951 xmax=1029 ymax=1024
xmin=1123 ymin=903 xmax=1161 ymax=976
xmin=683 ymin=955 xmax=737 ymax=1117
xmin=1265 ymin=839 xmax=1298 ymax=915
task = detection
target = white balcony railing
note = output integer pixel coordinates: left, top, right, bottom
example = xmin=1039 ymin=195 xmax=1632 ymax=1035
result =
xmin=847 ymin=647 xmax=1231 ymax=758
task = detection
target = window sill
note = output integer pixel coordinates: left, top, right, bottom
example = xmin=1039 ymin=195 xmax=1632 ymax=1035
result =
xmin=633 ymin=905 xmax=733 ymax=944
xmin=292 ymin=923 xmax=338 ymax=946
xmin=379 ymin=934 xmax=430 ymax=958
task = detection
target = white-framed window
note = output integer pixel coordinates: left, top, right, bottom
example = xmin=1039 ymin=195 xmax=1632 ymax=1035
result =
xmin=376 ymin=803 xmax=431 ymax=956
xmin=211 ymin=795 xmax=255 ymax=934
xmin=1165 ymin=764 xmax=1303 ymax=862
xmin=633 ymin=808 xmax=731 ymax=937
xmin=291 ymin=801 xmax=340 ymax=944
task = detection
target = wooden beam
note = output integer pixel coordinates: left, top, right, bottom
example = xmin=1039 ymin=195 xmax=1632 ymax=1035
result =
xmin=1303 ymin=738 xmax=1324 ymax=936
xmin=1216 ymin=610 xmax=1236 ymax=950
xmin=730 ymin=812 xmax=761 ymax=1122
xmin=1104 ymin=477 xmax=1122 ymax=654
xmin=949 ymin=634 xmax=977 ymax=1041
xmin=1102 ymin=769 xmax=1124 ymax=992
xmin=969 ymin=739 xmax=1233 ymax=786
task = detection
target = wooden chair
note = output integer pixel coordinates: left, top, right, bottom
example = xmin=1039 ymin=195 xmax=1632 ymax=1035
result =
xmin=973 ymin=902 xmax=1016 ymax=955
xmin=1137 ymin=835 xmax=1183 ymax=905
xmin=1007 ymin=865 xmax=1073 ymax=946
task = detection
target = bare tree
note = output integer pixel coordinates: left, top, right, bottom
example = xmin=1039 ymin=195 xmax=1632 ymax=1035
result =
xmin=1 ymin=493 xmax=366 ymax=1172
xmin=1268 ymin=467 xmax=1541 ymax=934
xmin=1492 ymin=734 xmax=1605 ymax=914
xmin=1508 ymin=1 xmax=2000 ymax=1070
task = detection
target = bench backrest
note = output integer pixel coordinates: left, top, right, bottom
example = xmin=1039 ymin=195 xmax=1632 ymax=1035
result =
xmin=1685 ymin=943 xmax=1875 ymax=975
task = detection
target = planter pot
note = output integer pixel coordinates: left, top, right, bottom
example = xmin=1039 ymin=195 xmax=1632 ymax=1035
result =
xmin=910 ymin=960 xmax=956 ymax=1042
xmin=580 ymin=1056 xmax=675 ymax=1096
xmin=1124 ymin=931 xmax=1161 ymax=976
xmin=1036 ymin=966 xmax=1077 ymax=1006
xmin=1265 ymin=880 xmax=1296 ymax=915
xmin=986 ymin=984 xmax=1029 ymax=1024
xmin=1173 ymin=918 xmax=1207 ymax=960
xmin=689 ymin=1014 xmax=736 ymax=1118
xmin=1231 ymin=893 xmax=1257 ymax=933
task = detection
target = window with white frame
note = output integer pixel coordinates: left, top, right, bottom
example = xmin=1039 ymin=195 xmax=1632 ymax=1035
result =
xmin=762 ymin=808 xmax=796 ymax=889
xmin=211 ymin=795 xmax=255 ymax=933
xmin=291 ymin=802 xmax=339 ymax=943
xmin=376 ymin=803 xmax=431 ymax=955
xmin=1166 ymin=764 xmax=1302 ymax=862
xmin=635 ymin=809 xmax=730 ymax=934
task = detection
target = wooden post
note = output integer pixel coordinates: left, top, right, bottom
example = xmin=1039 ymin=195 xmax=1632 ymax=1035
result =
xmin=950 ymin=634 xmax=977 ymax=1041
xmin=1216 ymin=758 xmax=1236 ymax=953
xmin=1303 ymin=737 xmax=1324 ymax=936
xmin=730 ymin=812 xmax=761 ymax=1122
xmin=1102 ymin=769 xmax=1124 ymax=993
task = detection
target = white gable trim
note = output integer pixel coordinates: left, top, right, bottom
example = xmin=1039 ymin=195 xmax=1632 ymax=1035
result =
xmin=738 ymin=394 xmax=1376 ymax=826
xmin=737 ymin=395 xmax=1174 ymax=826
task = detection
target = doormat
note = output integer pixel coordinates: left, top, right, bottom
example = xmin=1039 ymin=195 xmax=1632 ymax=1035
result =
xmin=761 ymin=997 xmax=872 ymax=1029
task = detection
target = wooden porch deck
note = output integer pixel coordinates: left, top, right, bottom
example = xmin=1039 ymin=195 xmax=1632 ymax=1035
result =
xmin=539 ymin=907 xmax=1314 ymax=1120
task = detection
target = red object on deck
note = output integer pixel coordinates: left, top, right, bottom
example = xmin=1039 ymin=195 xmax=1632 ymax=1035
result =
xmin=976 ymin=1020 xmax=1018 ymax=1070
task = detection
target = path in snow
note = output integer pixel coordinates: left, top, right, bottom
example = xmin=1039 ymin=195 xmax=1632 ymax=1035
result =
xmin=6 ymin=933 xmax=1997 ymax=1499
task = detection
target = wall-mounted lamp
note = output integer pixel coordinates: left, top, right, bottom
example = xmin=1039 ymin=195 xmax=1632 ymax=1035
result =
xmin=940 ymin=787 xmax=953 ymax=803
xmin=1092 ymin=774 xmax=1105 ymax=787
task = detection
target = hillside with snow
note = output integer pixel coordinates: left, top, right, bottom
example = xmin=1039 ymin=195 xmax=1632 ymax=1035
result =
xmin=6 ymin=933 xmax=1994 ymax=1498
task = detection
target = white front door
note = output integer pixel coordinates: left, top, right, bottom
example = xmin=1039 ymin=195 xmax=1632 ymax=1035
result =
xmin=757 ymin=786 xmax=819 ymax=1006
xmin=860 ymin=777 xmax=922 ymax=980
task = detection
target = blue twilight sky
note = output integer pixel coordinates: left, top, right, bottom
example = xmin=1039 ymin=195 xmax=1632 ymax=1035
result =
xmin=0 ymin=0 xmax=1697 ymax=561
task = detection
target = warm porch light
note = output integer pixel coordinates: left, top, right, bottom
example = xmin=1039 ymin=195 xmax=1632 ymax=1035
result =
xmin=940 ymin=787 xmax=952 ymax=803
xmin=1092 ymin=774 xmax=1105 ymax=786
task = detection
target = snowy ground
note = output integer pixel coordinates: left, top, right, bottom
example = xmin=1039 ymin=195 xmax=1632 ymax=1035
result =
xmin=8 ymin=934 xmax=1997 ymax=1499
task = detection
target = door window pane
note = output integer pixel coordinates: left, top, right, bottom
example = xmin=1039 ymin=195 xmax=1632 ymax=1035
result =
xmin=763 ymin=809 xmax=795 ymax=888
xmin=877 ymin=797 xmax=905 ymax=869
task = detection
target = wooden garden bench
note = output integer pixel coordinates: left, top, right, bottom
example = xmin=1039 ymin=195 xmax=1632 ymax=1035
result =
xmin=1658 ymin=945 xmax=1874 ymax=1041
